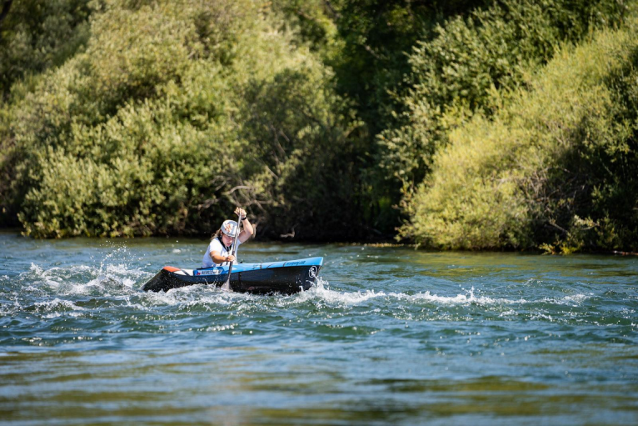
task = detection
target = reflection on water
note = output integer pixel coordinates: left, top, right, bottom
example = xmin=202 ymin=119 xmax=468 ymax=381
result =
xmin=0 ymin=233 xmax=637 ymax=424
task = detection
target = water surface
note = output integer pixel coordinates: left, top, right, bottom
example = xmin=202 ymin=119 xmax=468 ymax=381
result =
xmin=1 ymin=233 xmax=637 ymax=425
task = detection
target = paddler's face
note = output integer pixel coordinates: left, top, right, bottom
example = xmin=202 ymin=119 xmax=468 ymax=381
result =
xmin=221 ymin=233 xmax=233 ymax=246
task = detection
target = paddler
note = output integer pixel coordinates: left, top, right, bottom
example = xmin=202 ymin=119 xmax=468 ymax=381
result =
xmin=202 ymin=207 xmax=253 ymax=268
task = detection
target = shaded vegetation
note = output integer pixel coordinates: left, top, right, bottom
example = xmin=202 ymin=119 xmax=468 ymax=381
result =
xmin=0 ymin=0 xmax=91 ymax=96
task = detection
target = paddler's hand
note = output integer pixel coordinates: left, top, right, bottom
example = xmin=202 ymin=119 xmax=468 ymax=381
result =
xmin=225 ymin=254 xmax=236 ymax=263
xmin=234 ymin=207 xmax=247 ymax=220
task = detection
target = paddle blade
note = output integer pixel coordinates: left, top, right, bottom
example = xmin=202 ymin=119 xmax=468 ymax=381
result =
xmin=221 ymin=262 xmax=233 ymax=291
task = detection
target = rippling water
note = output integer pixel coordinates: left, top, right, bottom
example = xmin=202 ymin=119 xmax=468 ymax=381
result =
xmin=1 ymin=232 xmax=637 ymax=425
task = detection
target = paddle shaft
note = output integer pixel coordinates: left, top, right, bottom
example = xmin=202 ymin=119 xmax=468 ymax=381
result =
xmin=222 ymin=212 xmax=242 ymax=289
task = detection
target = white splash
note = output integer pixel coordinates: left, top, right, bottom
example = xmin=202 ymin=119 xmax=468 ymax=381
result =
xmin=289 ymin=283 xmax=521 ymax=307
xmin=29 ymin=263 xmax=62 ymax=288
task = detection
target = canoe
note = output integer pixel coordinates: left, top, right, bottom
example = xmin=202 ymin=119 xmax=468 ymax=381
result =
xmin=142 ymin=257 xmax=323 ymax=295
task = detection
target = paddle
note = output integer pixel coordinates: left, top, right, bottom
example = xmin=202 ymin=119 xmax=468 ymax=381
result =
xmin=221 ymin=211 xmax=242 ymax=291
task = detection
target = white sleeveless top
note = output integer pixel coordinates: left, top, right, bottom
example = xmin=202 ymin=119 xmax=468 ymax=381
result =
xmin=202 ymin=237 xmax=242 ymax=268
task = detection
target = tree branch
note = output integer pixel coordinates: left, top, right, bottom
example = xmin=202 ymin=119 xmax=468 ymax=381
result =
xmin=0 ymin=0 xmax=12 ymax=25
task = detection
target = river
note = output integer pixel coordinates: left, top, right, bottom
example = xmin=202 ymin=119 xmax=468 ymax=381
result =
xmin=1 ymin=232 xmax=637 ymax=425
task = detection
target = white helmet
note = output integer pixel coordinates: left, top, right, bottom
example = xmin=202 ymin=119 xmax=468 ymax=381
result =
xmin=221 ymin=220 xmax=239 ymax=236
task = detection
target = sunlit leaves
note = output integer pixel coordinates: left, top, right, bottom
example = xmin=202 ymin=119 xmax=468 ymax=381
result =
xmin=2 ymin=0 xmax=356 ymax=238
xmin=405 ymin=22 xmax=638 ymax=251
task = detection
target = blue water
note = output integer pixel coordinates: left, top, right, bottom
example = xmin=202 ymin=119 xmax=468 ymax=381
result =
xmin=1 ymin=232 xmax=637 ymax=425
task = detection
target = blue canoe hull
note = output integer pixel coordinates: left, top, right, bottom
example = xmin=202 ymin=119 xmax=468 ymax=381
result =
xmin=142 ymin=257 xmax=323 ymax=295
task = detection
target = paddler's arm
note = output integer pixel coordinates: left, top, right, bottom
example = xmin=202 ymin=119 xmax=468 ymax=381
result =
xmin=235 ymin=208 xmax=254 ymax=243
xmin=238 ymin=217 xmax=253 ymax=242
xmin=211 ymin=251 xmax=235 ymax=264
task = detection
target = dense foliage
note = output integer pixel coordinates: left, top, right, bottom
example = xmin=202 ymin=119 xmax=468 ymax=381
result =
xmin=0 ymin=0 xmax=91 ymax=96
xmin=1 ymin=0 xmax=358 ymax=238
xmin=403 ymin=23 xmax=638 ymax=252
xmin=378 ymin=0 xmax=628 ymax=193
xmin=0 ymin=0 xmax=636 ymax=253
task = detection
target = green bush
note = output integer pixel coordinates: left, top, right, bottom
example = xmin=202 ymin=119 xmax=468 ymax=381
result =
xmin=2 ymin=0 xmax=359 ymax=239
xmin=403 ymin=20 xmax=638 ymax=252
xmin=379 ymin=0 xmax=628 ymax=194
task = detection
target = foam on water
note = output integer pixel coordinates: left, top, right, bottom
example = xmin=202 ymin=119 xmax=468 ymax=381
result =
xmin=28 ymin=263 xmax=63 ymax=288
xmin=5 ymin=261 xmax=597 ymax=317
xmin=0 ymin=246 xmax=622 ymax=340
xmin=19 ymin=259 xmax=149 ymax=296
